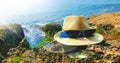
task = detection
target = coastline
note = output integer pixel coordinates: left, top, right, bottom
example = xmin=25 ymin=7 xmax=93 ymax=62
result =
xmin=0 ymin=12 xmax=120 ymax=63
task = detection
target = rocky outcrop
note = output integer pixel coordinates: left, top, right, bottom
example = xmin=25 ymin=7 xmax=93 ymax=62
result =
xmin=41 ymin=23 xmax=62 ymax=37
xmin=0 ymin=24 xmax=25 ymax=60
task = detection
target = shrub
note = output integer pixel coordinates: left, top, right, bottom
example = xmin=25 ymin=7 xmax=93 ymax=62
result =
xmin=118 ymin=32 xmax=120 ymax=35
xmin=96 ymin=24 xmax=115 ymax=34
xmin=96 ymin=25 xmax=106 ymax=34
xmin=110 ymin=28 xmax=119 ymax=35
xmin=41 ymin=23 xmax=62 ymax=37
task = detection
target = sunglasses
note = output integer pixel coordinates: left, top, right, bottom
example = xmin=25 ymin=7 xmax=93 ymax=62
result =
xmin=60 ymin=29 xmax=96 ymax=38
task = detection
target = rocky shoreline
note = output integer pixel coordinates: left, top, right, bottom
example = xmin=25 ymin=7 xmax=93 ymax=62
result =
xmin=0 ymin=12 xmax=120 ymax=63
xmin=2 ymin=38 xmax=120 ymax=63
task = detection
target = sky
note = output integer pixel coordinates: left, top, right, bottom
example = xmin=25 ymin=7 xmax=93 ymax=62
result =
xmin=0 ymin=0 xmax=120 ymax=24
xmin=77 ymin=0 xmax=120 ymax=4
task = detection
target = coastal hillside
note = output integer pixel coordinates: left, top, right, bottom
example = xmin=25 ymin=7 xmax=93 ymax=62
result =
xmin=88 ymin=12 xmax=120 ymax=25
xmin=1 ymin=13 xmax=120 ymax=63
xmin=88 ymin=12 xmax=120 ymax=32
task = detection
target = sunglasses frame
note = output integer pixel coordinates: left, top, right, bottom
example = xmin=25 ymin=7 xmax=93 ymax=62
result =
xmin=60 ymin=29 xmax=96 ymax=38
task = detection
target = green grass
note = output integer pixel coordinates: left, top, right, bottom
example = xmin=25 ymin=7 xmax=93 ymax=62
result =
xmin=10 ymin=57 xmax=21 ymax=63
xmin=10 ymin=53 xmax=24 ymax=63
xmin=37 ymin=31 xmax=53 ymax=48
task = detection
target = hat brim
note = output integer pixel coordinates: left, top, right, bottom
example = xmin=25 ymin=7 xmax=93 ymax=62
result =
xmin=54 ymin=31 xmax=104 ymax=46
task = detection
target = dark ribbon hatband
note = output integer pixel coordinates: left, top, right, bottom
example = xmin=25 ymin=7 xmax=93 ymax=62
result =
xmin=60 ymin=29 xmax=96 ymax=38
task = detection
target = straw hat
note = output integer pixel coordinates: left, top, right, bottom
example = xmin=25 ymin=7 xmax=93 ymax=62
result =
xmin=54 ymin=16 xmax=104 ymax=46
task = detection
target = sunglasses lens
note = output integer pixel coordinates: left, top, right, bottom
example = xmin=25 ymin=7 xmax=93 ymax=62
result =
xmin=66 ymin=30 xmax=79 ymax=38
xmin=84 ymin=29 xmax=96 ymax=37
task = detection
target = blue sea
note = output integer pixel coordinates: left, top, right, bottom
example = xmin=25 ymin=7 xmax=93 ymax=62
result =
xmin=4 ymin=4 xmax=120 ymax=47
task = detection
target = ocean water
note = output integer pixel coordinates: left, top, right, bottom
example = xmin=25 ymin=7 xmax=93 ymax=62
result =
xmin=5 ymin=4 xmax=120 ymax=47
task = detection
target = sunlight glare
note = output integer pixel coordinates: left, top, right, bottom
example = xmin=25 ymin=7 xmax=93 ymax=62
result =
xmin=0 ymin=0 xmax=54 ymax=24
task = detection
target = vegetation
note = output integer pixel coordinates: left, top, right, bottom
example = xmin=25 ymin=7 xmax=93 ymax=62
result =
xmin=37 ymin=23 xmax=61 ymax=48
xmin=41 ymin=23 xmax=62 ymax=37
xmin=96 ymin=24 xmax=119 ymax=35
xmin=10 ymin=53 xmax=24 ymax=63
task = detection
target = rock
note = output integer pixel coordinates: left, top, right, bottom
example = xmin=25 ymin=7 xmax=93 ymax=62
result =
xmin=18 ymin=50 xmax=36 ymax=63
xmin=94 ymin=48 xmax=103 ymax=53
xmin=2 ymin=39 xmax=29 ymax=63
xmin=23 ymin=50 xmax=35 ymax=58
xmin=7 ymin=39 xmax=29 ymax=57
xmin=41 ymin=23 xmax=62 ymax=37
xmin=0 ymin=24 xmax=25 ymax=60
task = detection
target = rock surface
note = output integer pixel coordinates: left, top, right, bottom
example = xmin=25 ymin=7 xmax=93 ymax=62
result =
xmin=2 ymin=40 xmax=120 ymax=63
xmin=0 ymin=24 xmax=25 ymax=60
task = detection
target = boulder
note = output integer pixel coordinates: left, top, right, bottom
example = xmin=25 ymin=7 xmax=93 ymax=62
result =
xmin=0 ymin=24 xmax=25 ymax=60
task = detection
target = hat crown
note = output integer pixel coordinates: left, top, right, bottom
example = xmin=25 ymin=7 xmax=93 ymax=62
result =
xmin=62 ymin=16 xmax=90 ymax=31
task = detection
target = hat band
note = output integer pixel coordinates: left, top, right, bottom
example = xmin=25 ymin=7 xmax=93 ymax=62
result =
xmin=60 ymin=29 xmax=96 ymax=38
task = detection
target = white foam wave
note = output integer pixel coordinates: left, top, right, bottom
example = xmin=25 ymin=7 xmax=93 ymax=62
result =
xmin=22 ymin=24 xmax=45 ymax=47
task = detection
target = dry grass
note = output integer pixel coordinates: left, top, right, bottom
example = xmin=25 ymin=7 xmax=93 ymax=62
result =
xmin=88 ymin=12 xmax=120 ymax=25
xmin=103 ymin=34 xmax=120 ymax=40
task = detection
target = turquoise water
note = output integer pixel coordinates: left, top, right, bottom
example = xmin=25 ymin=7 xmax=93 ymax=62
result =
xmin=10 ymin=4 xmax=120 ymax=47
